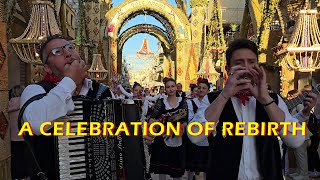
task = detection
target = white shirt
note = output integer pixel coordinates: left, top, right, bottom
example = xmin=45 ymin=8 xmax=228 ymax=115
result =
xmin=188 ymin=94 xmax=306 ymax=180
xmin=20 ymin=78 xmax=114 ymax=135
xmin=177 ymin=92 xmax=184 ymax=97
xmin=186 ymin=97 xmax=209 ymax=146
xmin=142 ymin=99 xmax=150 ymax=118
xmin=114 ymin=94 xmax=126 ymax=99
xmin=233 ymin=97 xmax=261 ymax=180
xmin=118 ymin=84 xmax=134 ymax=99
xmin=145 ymin=93 xmax=167 ymax=102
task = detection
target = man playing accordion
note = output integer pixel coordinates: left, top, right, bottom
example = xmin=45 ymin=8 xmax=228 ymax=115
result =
xmin=19 ymin=34 xmax=113 ymax=180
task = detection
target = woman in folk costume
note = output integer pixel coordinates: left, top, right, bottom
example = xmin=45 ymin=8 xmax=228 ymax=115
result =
xmin=145 ymin=86 xmax=167 ymax=102
xmin=110 ymin=75 xmax=144 ymax=115
xmin=110 ymin=74 xmax=143 ymax=100
xmin=142 ymin=88 xmax=155 ymax=118
xmin=118 ymin=81 xmax=143 ymax=100
xmin=148 ymin=77 xmax=188 ymax=180
xmin=186 ymin=78 xmax=210 ymax=180
xmin=112 ymin=76 xmax=152 ymax=179
xmin=187 ymin=84 xmax=198 ymax=99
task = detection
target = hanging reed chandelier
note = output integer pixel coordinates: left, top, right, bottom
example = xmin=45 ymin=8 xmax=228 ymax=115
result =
xmin=136 ymin=38 xmax=155 ymax=60
xmin=88 ymin=54 xmax=108 ymax=80
xmin=9 ymin=0 xmax=61 ymax=64
xmin=276 ymin=0 xmax=320 ymax=72
xmin=197 ymin=52 xmax=220 ymax=83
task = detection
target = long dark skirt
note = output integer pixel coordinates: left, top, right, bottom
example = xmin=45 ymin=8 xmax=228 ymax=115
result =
xmin=149 ymin=136 xmax=186 ymax=178
xmin=186 ymin=138 xmax=209 ymax=172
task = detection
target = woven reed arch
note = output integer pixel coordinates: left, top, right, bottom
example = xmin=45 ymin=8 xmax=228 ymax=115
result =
xmin=105 ymin=0 xmax=191 ymax=79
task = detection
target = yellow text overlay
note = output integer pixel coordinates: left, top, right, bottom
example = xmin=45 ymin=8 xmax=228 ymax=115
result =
xmin=18 ymin=122 xmax=307 ymax=137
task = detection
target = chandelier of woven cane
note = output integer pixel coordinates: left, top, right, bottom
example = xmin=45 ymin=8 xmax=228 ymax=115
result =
xmin=276 ymin=0 xmax=320 ymax=72
xmin=197 ymin=54 xmax=220 ymax=83
xmin=9 ymin=1 xmax=61 ymax=64
xmin=136 ymin=38 xmax=155 ymax=60
xmin=88 ymin=54 xmax=108 ymax=80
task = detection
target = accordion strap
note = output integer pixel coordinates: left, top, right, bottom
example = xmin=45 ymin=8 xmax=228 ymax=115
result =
xmin=18 ymin=93 xmax=48 ymax=180
xmin=18 ymin=93 xmax=46 ymax=130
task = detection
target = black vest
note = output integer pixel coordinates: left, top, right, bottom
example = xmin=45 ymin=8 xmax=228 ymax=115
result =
xmin=28 ymin=80 xmax=112 ymax=180
xmin=191 ymin=99 xmax=199 ymax=113
xmin=176 ymin=91 xmax=186 ymax=98
xmin=206 ymin=91 xmax=283 ymax=180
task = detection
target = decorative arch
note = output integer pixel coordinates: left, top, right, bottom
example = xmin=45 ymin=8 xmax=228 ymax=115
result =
xmin=119 ymin=11 xmax=176 ymax=42
xmin=117 ymin=24 xmax=174 ymax=72
xmin=118 ymin=24 xmax=173 ymax=51
xmin=104 ymin=0 xmax=191 ymax=84
xmin=105 ymin=0 xmax=190 ymax=40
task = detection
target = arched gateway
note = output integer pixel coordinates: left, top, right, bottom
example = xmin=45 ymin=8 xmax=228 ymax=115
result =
xmin=105 ymin=0 xmax=191 ymax=83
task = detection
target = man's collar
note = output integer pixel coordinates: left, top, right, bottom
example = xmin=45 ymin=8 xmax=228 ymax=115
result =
xmin=79 ymin=78 xmax=93 ymax=96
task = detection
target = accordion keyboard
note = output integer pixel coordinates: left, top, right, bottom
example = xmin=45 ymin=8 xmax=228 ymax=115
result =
xmin=57 ymin=100 xmax=88 ymax=180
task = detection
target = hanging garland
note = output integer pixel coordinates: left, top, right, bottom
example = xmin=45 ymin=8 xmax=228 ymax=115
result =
xmin=76 ymin=0 xmax=85 ymax=56
xmin=256 ymin=0 xmax=280 ymax=55
xmin=75 ymin=0 xmax=95 ymax=63
xmin=204 ymin=0 xmax=226 ymax=67
xmin=194 ymin=0 xmax=226 ymax=86
xmin=240 ymin=0 xmax=250 ymax=38
xmin=5 ymin=0 xmax=17 ymax=39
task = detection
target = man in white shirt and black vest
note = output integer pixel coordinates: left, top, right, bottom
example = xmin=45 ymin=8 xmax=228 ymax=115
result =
xmin=187 ymin=39 xmax=317 ymax=180
xmin=176 ymin=83 xmax=186 ymax=98
xmin=19 ymin=34 xmax=113 ymax=180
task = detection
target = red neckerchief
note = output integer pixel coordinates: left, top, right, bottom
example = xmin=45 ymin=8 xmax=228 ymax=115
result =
xmin=234 ymin=91 xmax=253 ymax=106
xmin=43 ymin=73 xmax=61 ymax=84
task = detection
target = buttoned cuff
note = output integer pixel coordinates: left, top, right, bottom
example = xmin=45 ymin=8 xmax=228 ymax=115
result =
xmin=57 ymin=77 xmax=77 ymax=97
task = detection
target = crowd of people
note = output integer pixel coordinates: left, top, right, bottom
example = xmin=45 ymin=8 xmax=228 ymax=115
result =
xmin=5 ymin=35 xmax=320 ymax=180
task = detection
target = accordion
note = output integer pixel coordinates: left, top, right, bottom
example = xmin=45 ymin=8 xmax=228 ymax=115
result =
xmin=55 ymin=97 xmax=145 ymax=180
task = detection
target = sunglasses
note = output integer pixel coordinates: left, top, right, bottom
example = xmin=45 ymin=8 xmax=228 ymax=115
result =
xmin=45 ymin=44 xmax=74 ymax=64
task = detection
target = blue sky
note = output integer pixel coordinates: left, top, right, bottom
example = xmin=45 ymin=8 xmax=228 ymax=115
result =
xmin=112 ymin=0 xmax=191 ymax=70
